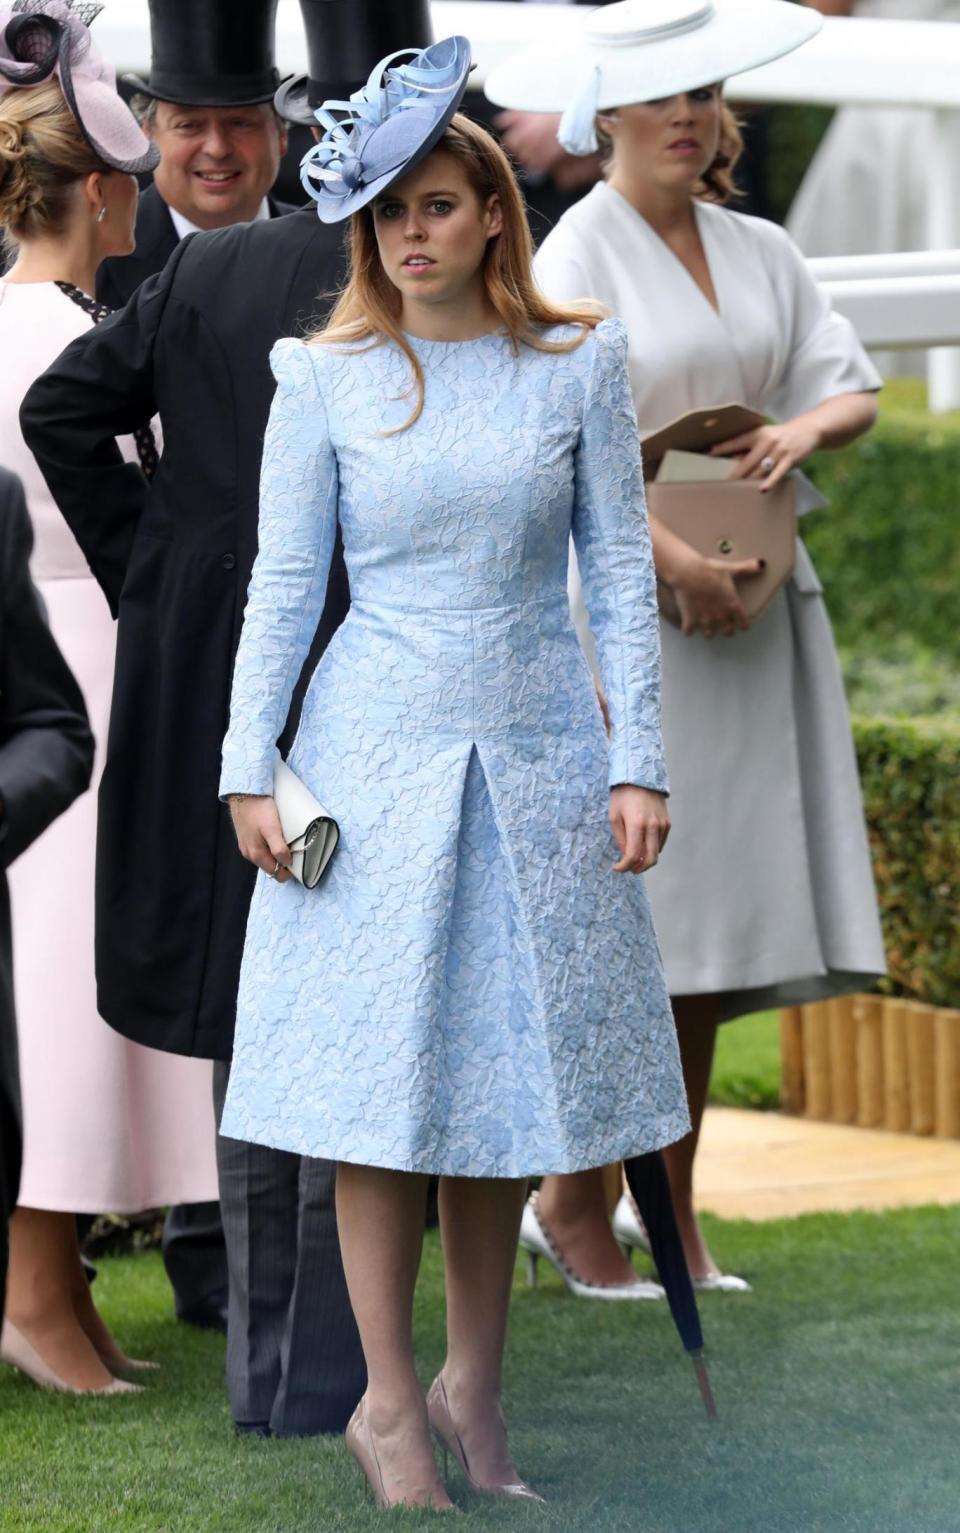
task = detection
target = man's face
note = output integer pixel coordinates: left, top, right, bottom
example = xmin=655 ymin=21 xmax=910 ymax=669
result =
xmin=149 ymin=101 xmax=288 ymax=230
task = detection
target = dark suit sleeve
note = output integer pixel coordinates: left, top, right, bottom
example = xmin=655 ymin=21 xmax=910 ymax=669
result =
xmin=0 ymin=474 xmax=94 ymax=868
xmin=19 ymin=236 xmax=193 ymax=617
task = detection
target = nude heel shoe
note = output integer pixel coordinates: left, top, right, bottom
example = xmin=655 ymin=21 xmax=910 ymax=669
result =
xmin=426 ymin=1373 xmax=545 ymax=1504
xmin=0 ymin=1320 xmax=143 ymax=1396
xmin=345 ymin=1399 xmax=389 ymax=1508
xmin=345 ymin=1397 xmax=458 ymax=1513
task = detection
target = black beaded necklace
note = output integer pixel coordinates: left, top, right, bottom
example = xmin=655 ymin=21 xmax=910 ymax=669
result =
xmin=54 ymin=280 xmax=159 ymax=480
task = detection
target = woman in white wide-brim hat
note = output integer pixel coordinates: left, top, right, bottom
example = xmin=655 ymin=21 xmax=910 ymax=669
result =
xmin=487 ymin=0 xmax=886 ymax=1296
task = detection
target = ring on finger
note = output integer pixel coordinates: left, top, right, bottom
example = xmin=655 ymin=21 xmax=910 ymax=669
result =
xmin=266 ymin=859 xmax=281 ymax=879
xmin=760 ymin=454 xmax=776 ymax=473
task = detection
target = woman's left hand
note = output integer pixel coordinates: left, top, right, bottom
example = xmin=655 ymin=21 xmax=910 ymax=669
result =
xmin=609 ymin=786 xmax=671 ymax=874
xmin=708 ymin=416 xmax=821 ymax=490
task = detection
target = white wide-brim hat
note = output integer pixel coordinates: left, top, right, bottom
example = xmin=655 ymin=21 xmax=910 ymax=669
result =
xmin=485 ymin=0 xmax=822 ymax=155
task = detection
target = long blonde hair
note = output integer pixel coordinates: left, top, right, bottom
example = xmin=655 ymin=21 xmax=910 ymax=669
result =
xmin=311 ymin=113 xmax=602 ymax=431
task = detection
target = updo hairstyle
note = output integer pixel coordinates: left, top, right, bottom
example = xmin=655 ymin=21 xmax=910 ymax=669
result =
xmin=0 ymin=79 xmax=108 ymax=246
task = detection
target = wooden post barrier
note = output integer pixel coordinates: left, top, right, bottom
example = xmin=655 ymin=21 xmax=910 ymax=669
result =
xmin=934 ymin=1008 xmax=960 ymax=1139
xmin=828 ymin=996 xmax=858 ymax=1124
xmin=882 ymin=998 xmax=911 ymax=1133
xmin=779 ymin=995 xmax=960 ymax=1140
xmin=855 ymin=995 xmax=884 ymax=1129
xmin=779 ymin=1007 xmax=805 ymax=1115
xmin=906 ymin=1001 xmax=937 ymax=1136
xmin=803 ymin=1002 xmax=832 ymax=1121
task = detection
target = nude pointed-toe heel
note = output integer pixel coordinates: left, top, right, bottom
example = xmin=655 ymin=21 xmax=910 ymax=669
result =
xmin=345 ymin=1397 xmax=459 ymax=1513
xmin=0 ymin=1320 xmax=143 ymax=1396
xmin=426 ymin=1374 xmax=545 ymax=1505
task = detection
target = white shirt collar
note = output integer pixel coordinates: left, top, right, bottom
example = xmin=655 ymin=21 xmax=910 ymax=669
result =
xmin=167 ymin=196 xmax=271 ymax=242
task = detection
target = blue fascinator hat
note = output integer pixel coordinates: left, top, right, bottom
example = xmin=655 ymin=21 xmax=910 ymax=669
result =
xmin=300 ymin=34 xmax=472 ymax=224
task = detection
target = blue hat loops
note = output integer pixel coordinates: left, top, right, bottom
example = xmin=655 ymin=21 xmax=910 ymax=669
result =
xmin=557 ymin=64 xmax=602 ymax=157
xmin=299 ymin=37 xmax=470 ymax=213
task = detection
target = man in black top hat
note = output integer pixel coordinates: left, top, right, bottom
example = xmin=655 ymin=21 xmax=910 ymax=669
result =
xmin=23 ymin=0 xmax=433 ymax=1442
xmin=97 ymin=0 xmax=301 ymax=1335
xmin=98 ymin=0 xmax=294 ymax=311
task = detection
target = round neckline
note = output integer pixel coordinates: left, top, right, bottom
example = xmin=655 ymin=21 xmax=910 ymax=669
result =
xmin=0 ymin=276 xmax=91 ymax=294
xmin=400 ymin=327 xmax=509 ymax=348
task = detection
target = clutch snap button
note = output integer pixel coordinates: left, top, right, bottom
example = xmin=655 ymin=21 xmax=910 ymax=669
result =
xmin=717 ymin=538 xmax=733 ymax=555
xmin=222 ymin=553 xmax=237 ymax=571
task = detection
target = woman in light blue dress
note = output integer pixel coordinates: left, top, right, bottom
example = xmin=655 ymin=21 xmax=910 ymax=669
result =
xmin=220 ymin=38 xmax=688 ymax=1512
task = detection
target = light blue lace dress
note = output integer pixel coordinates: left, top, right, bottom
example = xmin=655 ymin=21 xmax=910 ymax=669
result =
xmin=219 ymin=317 xmax=689 ymax=1176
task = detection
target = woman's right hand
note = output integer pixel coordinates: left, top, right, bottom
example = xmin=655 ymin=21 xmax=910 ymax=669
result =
xmin=670 ymin=552 xmax=765 ymax=639
xmin=228 ymin=795 xmax=293 ymax=882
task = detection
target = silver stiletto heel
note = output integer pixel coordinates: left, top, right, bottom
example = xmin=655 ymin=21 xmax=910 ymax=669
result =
xmin=518 ymin=1194 xmax=664 ymax=1302
xmin=611 ymin=1192 xmax=652 ymax=1256
xmin=612 ymin=1193 xmax=752 ymax=1293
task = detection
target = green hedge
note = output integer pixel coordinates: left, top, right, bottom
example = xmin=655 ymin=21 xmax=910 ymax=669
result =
xmin=804 ymin=382 xmax=960 ymax=715
xmin=765 ymin=102 xmax=834 ymax=224
xmin=855 ymin=716 xmax=960 ymax=1009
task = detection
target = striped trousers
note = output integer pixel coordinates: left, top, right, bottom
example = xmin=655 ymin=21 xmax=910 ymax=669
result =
xmin=214 ymin=1062 xmax=365 ymax=1435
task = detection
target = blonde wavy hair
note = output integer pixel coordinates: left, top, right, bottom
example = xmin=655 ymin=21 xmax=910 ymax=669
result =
xmin=0 ymin=79 xmax=108 ymax=249
xmin=311 ymin=113 xmax=602 ymax=432
xmin=597 ymin=97 xmax=745 ymax=203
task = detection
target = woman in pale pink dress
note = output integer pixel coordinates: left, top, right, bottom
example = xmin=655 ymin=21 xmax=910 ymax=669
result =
xmin=0 ymin=2 xmax=216 ymax=1395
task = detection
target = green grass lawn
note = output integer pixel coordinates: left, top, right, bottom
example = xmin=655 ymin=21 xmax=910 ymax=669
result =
xmin=710 ymin=1010 xmax=781 ymax=1111
xmin=2 ymin=1204 xmax=958 ymax=1533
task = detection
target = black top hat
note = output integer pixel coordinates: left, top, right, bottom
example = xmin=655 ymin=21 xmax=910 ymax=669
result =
xmin=274 ymin=0 xmax=433 ymax=127
xmin=124 ymin=0 xmax=281 ymax=107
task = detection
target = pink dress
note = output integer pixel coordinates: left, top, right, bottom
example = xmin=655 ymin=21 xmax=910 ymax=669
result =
xmin=0 ymin=278 xmax=218 ymax=1212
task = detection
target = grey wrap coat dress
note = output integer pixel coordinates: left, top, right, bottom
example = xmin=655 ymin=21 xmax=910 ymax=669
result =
xmin=537 ymin=187 xmax=886 ymax=1017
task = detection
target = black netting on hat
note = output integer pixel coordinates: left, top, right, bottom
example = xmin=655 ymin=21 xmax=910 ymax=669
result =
xmin=12 ymin=0 xmax=102 ymax=18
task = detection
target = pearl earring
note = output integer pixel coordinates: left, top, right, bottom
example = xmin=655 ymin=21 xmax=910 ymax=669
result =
xmin=96 ymin=207 xmax=107 ymax=223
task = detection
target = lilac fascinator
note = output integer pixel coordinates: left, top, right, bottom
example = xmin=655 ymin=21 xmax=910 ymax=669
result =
xmin=300 ymin=34 xmax=472 ymax=225
xmin=0 ymin=0 xmax=158 ymax=173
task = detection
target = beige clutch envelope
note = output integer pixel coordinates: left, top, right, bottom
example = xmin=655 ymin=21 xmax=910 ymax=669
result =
xmin=642 ymin=404 xmax=797 ymax=627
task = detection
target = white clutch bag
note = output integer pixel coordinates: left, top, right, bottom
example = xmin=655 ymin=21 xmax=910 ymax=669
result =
xmin=273 ymin=754 xmax=340 ymax=889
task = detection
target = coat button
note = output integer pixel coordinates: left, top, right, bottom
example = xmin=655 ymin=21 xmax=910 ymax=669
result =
xmin=222 ymin=553 xmax=236 ymax=571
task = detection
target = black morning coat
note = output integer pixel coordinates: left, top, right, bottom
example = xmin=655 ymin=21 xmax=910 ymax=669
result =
xmin=96 ymin=182 xmax=297 ymax=310
xmin=0 ymin=467 xmax=94 ymax=1270
xmin=20 ymin=206 xmax=349 ymax=1061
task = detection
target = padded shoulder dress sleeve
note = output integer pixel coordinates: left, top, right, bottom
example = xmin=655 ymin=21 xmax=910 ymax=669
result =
xmin=765 ymin=222 xmax=882 ymax=421
xmin=571 ymin=319 xmax=667 ymax=794
xmin=219 ymin=340 xmax=339 ymax=798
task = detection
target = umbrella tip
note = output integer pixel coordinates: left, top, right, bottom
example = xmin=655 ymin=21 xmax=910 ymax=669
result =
xmin=691 ymin=1352 xmax=718 ymax=1421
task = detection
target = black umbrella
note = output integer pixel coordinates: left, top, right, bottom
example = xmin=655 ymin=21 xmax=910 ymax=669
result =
xmin=623 ymin=1151 xmax=717 ymax=1420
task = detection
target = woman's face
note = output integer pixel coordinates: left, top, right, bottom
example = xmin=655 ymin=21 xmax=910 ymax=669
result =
xmin=371 ymin=150 xmax=502 ymax=310
xmin=602 ymin=86 xmax=723 ymax=193
xmin=91 ymin=169 xmax=139 ymax=258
